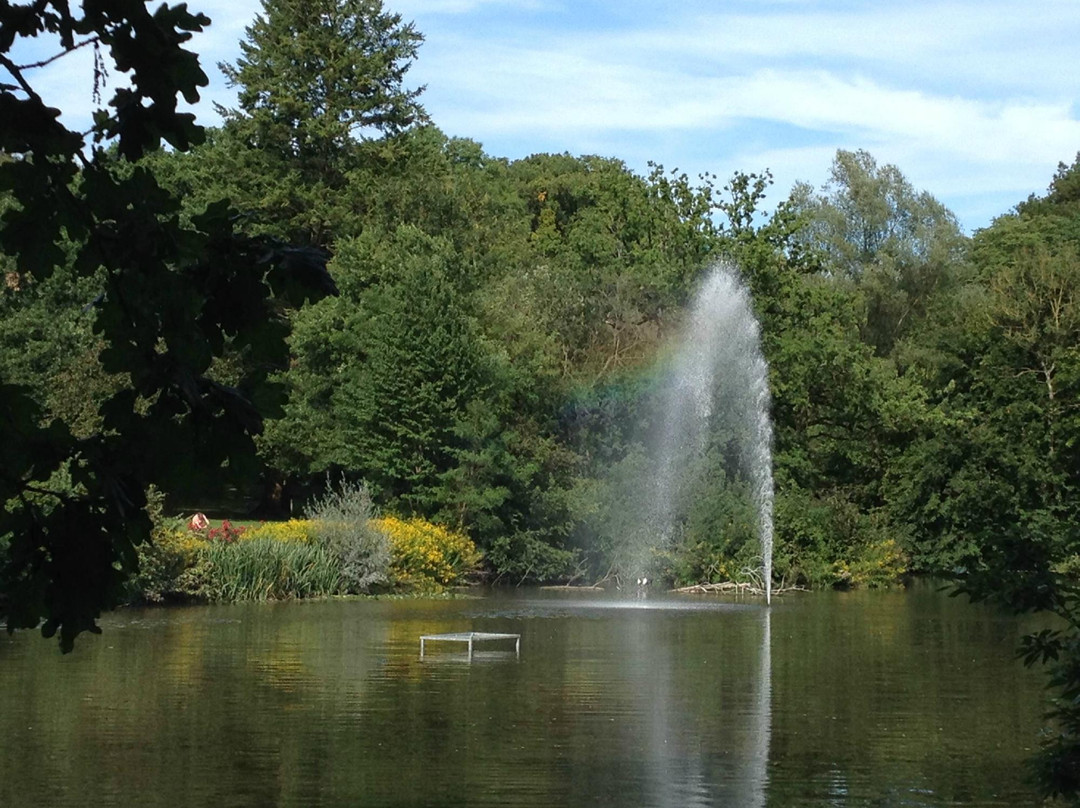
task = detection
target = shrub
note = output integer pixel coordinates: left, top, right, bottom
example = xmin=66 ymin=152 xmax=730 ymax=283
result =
xmin=486 ymin=531 xmax=577 ymax=584
xmin=210 ymin=520 xmax=245 ymax=542
xmin=201 ymin=519 xmax=246 ymax=543
xmin=129 ymin=487 xmax=204 ymax=602
xmin=833 ymin=538 xmax=908 ymax=589
xmin=375 ymin=516 xmax=481 ymax=591
xmin=244 ymin=519 xmax=315 ymax=544
xmin=663 ymin=536 xmax=765 ymax=588
xmin=771 ymin=486 xmax=910 ymax=589
xmin=305 ymin=479 xmax=389 ymax=593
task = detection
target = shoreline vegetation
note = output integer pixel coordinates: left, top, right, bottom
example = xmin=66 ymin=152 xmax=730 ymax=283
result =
xmin=132 ymin=485 xmax=482 ymax=605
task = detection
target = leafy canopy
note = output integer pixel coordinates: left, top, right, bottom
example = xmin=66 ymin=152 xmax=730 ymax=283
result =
xmin=0 ymin=1 xmax=333 ymax=650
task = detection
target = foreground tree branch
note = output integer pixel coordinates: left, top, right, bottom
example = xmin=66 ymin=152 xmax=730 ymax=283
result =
xmin=0 ymin=1 xmax=335 ymax=651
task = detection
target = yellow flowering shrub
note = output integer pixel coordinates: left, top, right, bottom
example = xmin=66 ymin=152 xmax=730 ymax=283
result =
xmin=243 ymin=519 xmax=316 ymax=544
xmin=175 ymin=530 xmax=209 ymax=558
xmin=833 ymin=538 xmax=907 ymax=588
xmin=374 ymin=516 xmax=482 ymax=590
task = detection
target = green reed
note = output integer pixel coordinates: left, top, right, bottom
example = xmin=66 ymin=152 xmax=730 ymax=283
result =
xmin=199 ymin=538 xmax=342 ymax=602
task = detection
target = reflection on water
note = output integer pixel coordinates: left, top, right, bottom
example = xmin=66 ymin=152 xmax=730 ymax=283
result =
xmin=753 ymin=608 xmax=772 ymax=808
xmin=0 ymin=588 xmax=1045 ymax=807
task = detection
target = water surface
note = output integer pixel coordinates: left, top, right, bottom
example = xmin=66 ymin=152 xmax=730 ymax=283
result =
xmin=0 ymin=586 xmax=1046 ymax=806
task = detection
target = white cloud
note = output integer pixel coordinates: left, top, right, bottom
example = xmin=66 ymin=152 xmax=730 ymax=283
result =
xmin=5 ymin=0 xmax=1076 ymax=230
xmin=407 ymin=0 xmax=1080 ymax=229
xmin=421 ymin=40 xmax=1080 ymax=168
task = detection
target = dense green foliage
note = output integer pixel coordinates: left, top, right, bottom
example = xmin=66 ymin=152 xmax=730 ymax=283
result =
xmin=4 ymin=0 xmax=1080 ymax=798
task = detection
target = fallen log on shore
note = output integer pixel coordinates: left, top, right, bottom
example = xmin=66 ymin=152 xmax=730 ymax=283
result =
xmin=538 ymin=584 xmax=606 ymax=591
xmin=671 ymin=581 xmax=805 ymax=596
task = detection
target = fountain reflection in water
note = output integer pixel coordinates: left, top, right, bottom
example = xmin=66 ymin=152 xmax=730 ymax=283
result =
xmin=636 ymin=262 xmax=774 ymax=602
xmin=618 ymin=599 xmax=772 ymax=808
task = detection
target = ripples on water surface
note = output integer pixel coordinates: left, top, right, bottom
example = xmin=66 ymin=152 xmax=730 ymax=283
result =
xmin=0 ymin=586 xmax=1045 ymax=807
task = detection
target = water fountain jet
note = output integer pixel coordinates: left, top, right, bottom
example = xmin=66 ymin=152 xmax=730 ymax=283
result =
xmin=636 ymin=262 xmax=774 ymax=603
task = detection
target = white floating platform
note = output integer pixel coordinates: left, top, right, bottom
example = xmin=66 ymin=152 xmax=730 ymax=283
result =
xmin=419 ymin=631 xmax=520 ymax=660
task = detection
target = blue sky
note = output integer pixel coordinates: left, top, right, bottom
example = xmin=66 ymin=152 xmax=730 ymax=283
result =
xmin=12 ymin=0 xmax=1080 ymax=233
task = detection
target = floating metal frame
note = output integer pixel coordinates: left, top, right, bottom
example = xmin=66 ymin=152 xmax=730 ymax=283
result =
xmin=419 ymin=631 xmax=521 ymax=661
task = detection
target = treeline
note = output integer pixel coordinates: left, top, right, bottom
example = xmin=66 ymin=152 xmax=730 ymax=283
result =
xmin=2 ymin=0 xmax=1078 ymax=599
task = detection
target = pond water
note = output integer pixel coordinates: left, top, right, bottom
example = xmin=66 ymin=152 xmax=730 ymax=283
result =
xmin=0 ymin=585 xmax=1047 ymax=807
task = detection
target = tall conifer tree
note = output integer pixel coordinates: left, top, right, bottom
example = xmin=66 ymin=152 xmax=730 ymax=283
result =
xmin=219 ymin=0 xmax=425 ymax=178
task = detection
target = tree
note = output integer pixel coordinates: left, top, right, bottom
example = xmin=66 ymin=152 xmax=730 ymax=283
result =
xmin=221 ymin=0 xmax=423 ymax=159
xmin=790 ymin=149 xmax=968 ymax=355
xmin=0 ymin=258 xmax=118 ymax=438
xmin=883 ymin=159 xmax=1080 ymax=799
xmin=262 ymin=227 xmax=485 ymax=509
xmin=495 ymin=155 xmax=721 ymax=380
xmin=0 ymin=2 xmax=333 ymax=650
xmin=215 ymin=0 xmax=424 ymax=245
